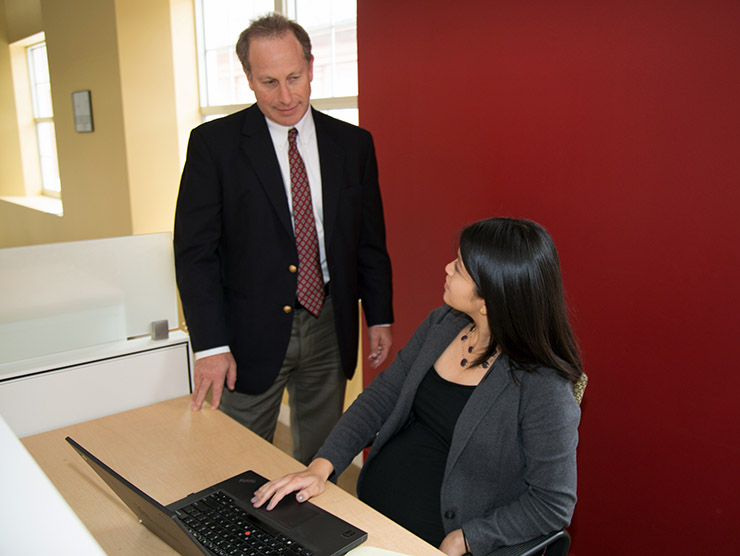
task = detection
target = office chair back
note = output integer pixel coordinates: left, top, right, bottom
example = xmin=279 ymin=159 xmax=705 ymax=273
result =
xmin=572 ymin=372 xmax=587 ymax=405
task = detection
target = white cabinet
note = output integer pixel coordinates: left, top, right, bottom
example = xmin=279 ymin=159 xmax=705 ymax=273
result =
xmin=0 ymin=332 xmax=192 ymax=437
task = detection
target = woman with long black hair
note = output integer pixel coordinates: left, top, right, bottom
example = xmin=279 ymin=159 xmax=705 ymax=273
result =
xmin=252 ymin=217 xmax=585 ymax=555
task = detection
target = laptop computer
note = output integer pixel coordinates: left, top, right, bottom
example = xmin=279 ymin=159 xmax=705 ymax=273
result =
xmin=65 ymin=437 xmax=367 ymax=556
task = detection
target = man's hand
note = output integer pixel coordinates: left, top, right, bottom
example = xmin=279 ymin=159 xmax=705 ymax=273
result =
xmin=367 ymin=325 xmax=392 ymax=369
xmin=192 ymin=352 xmax=237 ymax=411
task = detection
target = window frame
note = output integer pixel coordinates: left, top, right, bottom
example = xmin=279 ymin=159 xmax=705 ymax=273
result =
xmin=194 ymin=0 xmax=358 ymax=123
xmin=3 ymin=32 xmax=63 ymax=215
xmin=26 ymin=40 xmax=61 ymax=199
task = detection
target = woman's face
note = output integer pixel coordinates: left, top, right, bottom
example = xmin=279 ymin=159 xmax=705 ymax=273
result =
xmin=443 ymin=250 xmax=485 ymax=316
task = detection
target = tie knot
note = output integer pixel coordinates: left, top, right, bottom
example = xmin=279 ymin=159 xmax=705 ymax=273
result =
xmin=288 ymin=127 xmax=298 ymax=145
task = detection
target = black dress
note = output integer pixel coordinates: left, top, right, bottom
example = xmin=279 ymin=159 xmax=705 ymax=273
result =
xmin=357 ymin=366 xmax=475 ymax=547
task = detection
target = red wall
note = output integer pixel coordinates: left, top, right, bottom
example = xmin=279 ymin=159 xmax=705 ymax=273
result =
xmin=358 ymin=1 xmax=740 ymax=553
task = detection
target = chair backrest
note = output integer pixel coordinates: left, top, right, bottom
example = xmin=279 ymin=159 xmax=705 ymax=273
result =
xmin=572 ymin=372 xmax=588 ymax=405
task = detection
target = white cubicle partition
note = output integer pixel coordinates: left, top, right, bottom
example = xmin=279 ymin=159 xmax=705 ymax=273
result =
xmin=0 ymin=413 xmax=107 ymax=555
xmin=0 ymin=233 xmax=178 ymax=364
xmin=0 ymin=234 xmax=192 ymax=437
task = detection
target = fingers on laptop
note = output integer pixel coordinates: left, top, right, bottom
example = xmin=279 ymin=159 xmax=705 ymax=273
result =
xmin=252 ymin=471 xmax=326 ymax=511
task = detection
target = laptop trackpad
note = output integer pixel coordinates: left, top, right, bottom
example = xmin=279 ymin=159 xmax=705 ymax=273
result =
xmin=228 ymin=474 xmax=320 ymax=529
xmin=260 ymin=496 xmax=320 ymax=528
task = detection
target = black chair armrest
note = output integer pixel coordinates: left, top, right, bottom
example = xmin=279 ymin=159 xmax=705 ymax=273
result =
xmin=486 ymin=529 xmax=570 ymax=556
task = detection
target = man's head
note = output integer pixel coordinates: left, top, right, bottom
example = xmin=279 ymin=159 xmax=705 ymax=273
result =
xmin=236 ymin=13 xmax=312 ymax=76
xmin=236 ymin=13 xmax=314 ymax=126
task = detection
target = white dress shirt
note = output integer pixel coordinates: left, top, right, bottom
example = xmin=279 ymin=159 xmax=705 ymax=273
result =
xmin=265 ymin=108 xmax=330 ymax=284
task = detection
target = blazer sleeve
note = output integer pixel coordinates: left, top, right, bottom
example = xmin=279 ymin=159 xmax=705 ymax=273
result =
xmin=173 ymin=126 xmax=230 ymax=352
xmin=315 ymin=306 xmax=447 ymax=475
xmin=463 ymin=371 xmax=580 ymax=553
xmin=356 ymin=133 xmax=393 ymax=326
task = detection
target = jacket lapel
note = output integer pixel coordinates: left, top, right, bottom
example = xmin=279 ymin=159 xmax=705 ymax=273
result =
xmin=444 ymin=355 xmax=514 ymax=481
xmin=406 ymin=319 xmax=462 ymax=384
xmin=240 ymin=106 xmax=293 ymax=238
xmin=313 ymin=109 xmax=342 ymax=250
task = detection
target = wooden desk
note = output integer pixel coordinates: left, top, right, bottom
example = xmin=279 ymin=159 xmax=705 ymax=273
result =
xmin=22 ymin=396 xmax=444 ymax=556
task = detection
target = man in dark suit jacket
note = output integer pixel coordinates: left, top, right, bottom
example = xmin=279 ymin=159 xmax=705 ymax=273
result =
xmin=174 ymin=13 xmax=393 ymax=463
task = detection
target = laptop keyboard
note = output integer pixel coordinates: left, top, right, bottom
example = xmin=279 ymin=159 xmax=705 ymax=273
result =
xmin=175 ymin=491 xmax=313 ymax=556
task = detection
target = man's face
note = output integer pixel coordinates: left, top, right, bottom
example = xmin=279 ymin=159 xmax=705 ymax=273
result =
xmin=246 ymin=33 xmax=313 ymax=127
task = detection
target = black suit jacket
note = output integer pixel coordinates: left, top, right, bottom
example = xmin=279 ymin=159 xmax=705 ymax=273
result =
xmin=174 ymin=105 xmax=393 ymax=394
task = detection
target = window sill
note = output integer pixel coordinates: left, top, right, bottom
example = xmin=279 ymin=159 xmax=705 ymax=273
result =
xmin=0 ymin=195 xmax=63 ymax=216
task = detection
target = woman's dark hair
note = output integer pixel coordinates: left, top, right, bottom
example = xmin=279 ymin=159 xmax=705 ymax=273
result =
xmin=459 ymin=217 xmax=583 ymax=383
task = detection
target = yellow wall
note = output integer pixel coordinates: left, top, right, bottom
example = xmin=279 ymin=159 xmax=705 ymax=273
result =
xmin=3 ymin=0 xmax=41 ymax=43
xmin=115 ymin=0 xmax=195 ymax=236
xmin=0 ymin=0 xmax=199 ymax=248
xmin=0 ymin=2 xmax=26 ymax=197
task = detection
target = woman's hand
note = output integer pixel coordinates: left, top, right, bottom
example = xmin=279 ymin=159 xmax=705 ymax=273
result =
xmin=439 ymin=528 xmax=468 ymax=556
xmin=251 ymin=458 xmax=334 ymax=511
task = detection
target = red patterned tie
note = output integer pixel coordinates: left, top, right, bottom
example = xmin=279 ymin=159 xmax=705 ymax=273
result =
xmin=288 ymin=127 xmax=324 ymax=316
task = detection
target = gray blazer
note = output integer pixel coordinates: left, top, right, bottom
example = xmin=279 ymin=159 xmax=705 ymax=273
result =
xmin=316 ymin=305 xmax=580 ymax=554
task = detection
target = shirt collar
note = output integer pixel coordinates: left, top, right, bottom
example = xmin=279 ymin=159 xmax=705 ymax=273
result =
xmin=264 ymin=107 xmax=315 ymax=150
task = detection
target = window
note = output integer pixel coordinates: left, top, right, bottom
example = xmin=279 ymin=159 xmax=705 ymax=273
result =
xmin=3 ymin=33 xmax=62 ymax=215
xmin=195 ymin=0 xmax=358 ymax=125
xmin=27 ymin=41 xmax=61 ymax=198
